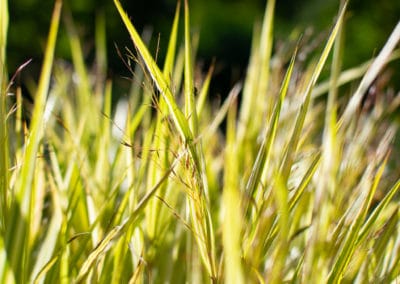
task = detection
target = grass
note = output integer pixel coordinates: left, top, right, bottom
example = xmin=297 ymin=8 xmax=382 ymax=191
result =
xmin=1 ymin=0 xmax=400 ymax=283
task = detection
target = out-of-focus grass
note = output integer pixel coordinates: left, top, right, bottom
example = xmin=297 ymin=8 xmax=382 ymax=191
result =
xmin=1 ymin=0 xmax=400 ymax=283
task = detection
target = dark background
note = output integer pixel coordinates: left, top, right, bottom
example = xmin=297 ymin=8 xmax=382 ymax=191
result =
xmin=6 ymin=0 xmax=400 ymax=96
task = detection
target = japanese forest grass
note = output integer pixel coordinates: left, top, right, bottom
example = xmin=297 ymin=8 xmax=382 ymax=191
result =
xmin=1 ymin=0 xmax=400 ymax=283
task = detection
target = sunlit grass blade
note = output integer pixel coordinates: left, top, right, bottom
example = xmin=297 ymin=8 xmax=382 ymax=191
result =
xmin=202 ymin=82 xmax=241 ymax=141
xmin=30 ymin=174 xmax=63 ymax=283
xmin=288 ymin=152 xmax=321 ymax=212
xmin=64 ymin=10 xmax=95 ymax=132
xmin=184 ymin=0 xmax=198 ymax=136
xmin=253 ymin=152 xmax=320 ymax=261
xmin=75 ymin=149 xmax=186 ymax=282
xmin=114 ymin=0 xmax=192 ymax=141
xmin=357 ymin=178 xmax=400 ymax=245
xmin=280 ymin=2 xmax=347 ymax=184
xmin=196 ymin=61 xmax=214 ymax=116
xmin=236 ymin=0 xmax=275 ymax=166
xmin=2 ymin=0 xmax=400 ymax=282
xmin=237 ymin=23 xmax=260 ymax=146
xmin=163 ymin=1 xmax=180 ymax=81
xmin=257 ymin=0 xmax=275 ymax=118
xmin=146 ymin=0 xmax=181 ymax=241
xmin=114 ymin=0 xmax=203 ymax=173
xmin=7 ymin=2 xmax=62 ymax=283
xmin=222 ymin=97 xmax=244 ymax=284
xmin=339 ymin=21 xmax=400 ymax=127
xmin=244 ymin=47 xmax=297 ymax=214
xmin=312 ymin=49 xmax=400 ymax=98
xmin=0 ymin=0 xmax=9 ymax=233
xmin=371 ymin=209 xmax=398 ymax=278
xmin=94 ymin=10 xmax=107 ymax=95
xmin=327 ymin=156 xmax=388 ymax=284
xmin=268 ymin=173 xmax=289 ymax=284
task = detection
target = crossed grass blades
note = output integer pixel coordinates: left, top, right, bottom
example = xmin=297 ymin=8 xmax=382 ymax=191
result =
xmin=1 ymin=0 xmax=400 ymax=283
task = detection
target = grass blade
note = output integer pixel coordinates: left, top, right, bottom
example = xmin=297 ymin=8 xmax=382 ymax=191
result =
xmin=245 ymin=47 xmax=297 ymax=212
xmin=7 ymin=2 xmax=62 ymax=282
xmin=222 ymin=97 xmax=244 ymax=284
xmin=0 ymin=0 xmax=10 ymax=232
xmin=327 ymin=156 xmax=388 ymax=283
xmin=339 ymin=21 xmax=400 ymax=127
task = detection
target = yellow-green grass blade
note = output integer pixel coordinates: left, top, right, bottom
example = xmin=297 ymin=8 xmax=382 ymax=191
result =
xmin=114 ymin=2 xmax=217 ymax=278
xmin=327 ymin=157 xmax=388 ymax=284
xmin=312 ymin=49 xmax=400 ymax=98
xmin=268 ymin=173 xmax=289 ymax=284
xmin=291 ymin=3 xmax=347 ymax=281
xmin=357 ymin=178 xmax=400 ymax=246
xmin=255 ymin=151 xmax=320 ymax=259
xmin=371 ymin=208 xmax=398 ymax=279
xmin=184 ymin=0 xmax=198 ymax=136
xmin=236 ymin=0 xmax=274 ymax=167
xmin=237 ymin=23 xmax=260 ymax=146
xmin=245 ymin=47 xmax=297 ymax=213
xmin=95 ymin=10 xmax=107 ymax=95
xmin=0 ymin=0 xmax=9 ymax=233
xmin=280 ymin=1 xmax=347 ymax=183
xmin=146 ymin=0 xmax=180 ymax=240
xmin=222 ymin=97 xmax=244 ymax=284
xmin=30 ymin=173 xmax=63 ymax=283
xmin=172 ymin=44 xmax=185 ymax=95
xmin=75 ymin=149 xmax=186 ymax=282
xmin=0 ymin=0 xmax=7 ymax=63
xmin=289 ymin=152 xmax=321 ymax=212
xmin=386 ymin=221 xmax=400 ymax=281
xmin=201 ymin=82 xmax=241 ymax=141
xmin=339 ymin=21 xmax=400 ymax=128
xmin=241 ymin=48 xmax=297 ymax=268
xmin=319 ymin=2 xmax=344 ymax=198
xmin=94 ymin=80 xmax=112 ymax=193
xmin=257 ymin=0 xmax=275 ymax=119
xmin=163 ymin=0 xmax=180 ymax=83
xmin=64 ymin=11 xmax=94 ymax=132
xmin=7 ymin=2 xmax=62 ymax=283
xmin=196 ymin=61 xmax=214 ymax=116
xmin=114 ymin=0 xmax=201 ymax=171
xmin=0 ymin=235 xmax=15 ymax=284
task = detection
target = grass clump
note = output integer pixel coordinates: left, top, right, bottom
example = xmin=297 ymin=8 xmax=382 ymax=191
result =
xmin=1 ymin=0 xmax=400 ymax=283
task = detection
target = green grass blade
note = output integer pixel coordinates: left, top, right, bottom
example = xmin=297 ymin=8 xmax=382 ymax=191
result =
xmin=222 ymin=97 xmax=244 ymax=284
xmin=75 ymin=149 xmax=185 ymax=282
xmin=358 ymin=178 xmax=400 ymax=245
xmin=280 ymin=1 xmax=347 ymax=183
xmin=257 ymin=0 xmax=275 ymax=118
xmin=196 ymin=61 xmax=214 ymax=116
xmin=268 ymin=173 xmax=289 ymax=284
xmin=184 ymin=0 xmax=198 ymax=136
xmin=64 ymin=11 xmax=94 ymax=130
xmin=201 ymin=82 xmax=241 ymax=141
xmin=163 ymin=0 xmax=180 ymax=83
xmin=327 ymin=157 xmax=388 ymax=284
xmin=114 ymin=0 xmax=204 ymax=174
xmin=339 ymin=21 xmax=400 ymax=127
xmin=7 ymin=2 xmax=62 ymax=283
xmin=371 ymin=209 xmax=398 ymax=278
xmin=94 ymin=10 xmax=107 ymax=95
xmin=288 ymin=152 xmax=321 ymax=211
xmin=312 ymin=49 xmax=400 ymax=98
xmin=0 ymin=0 xmax=9 ymax=233
xmin=114 ymin=0 xmax=192 ymax=142
xmin=245 ymin=47 xmax=297 ymax=212
xmin=145 ymin=0 xmax=180 ymax=241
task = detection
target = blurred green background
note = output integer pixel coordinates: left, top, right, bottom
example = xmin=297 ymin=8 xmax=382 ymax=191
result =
xmin=6 ymin=0 xmax=400 ymax=95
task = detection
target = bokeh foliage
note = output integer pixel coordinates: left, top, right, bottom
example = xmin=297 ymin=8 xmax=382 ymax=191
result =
xmin=7 ymin=0 xmax=400 ymax=93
